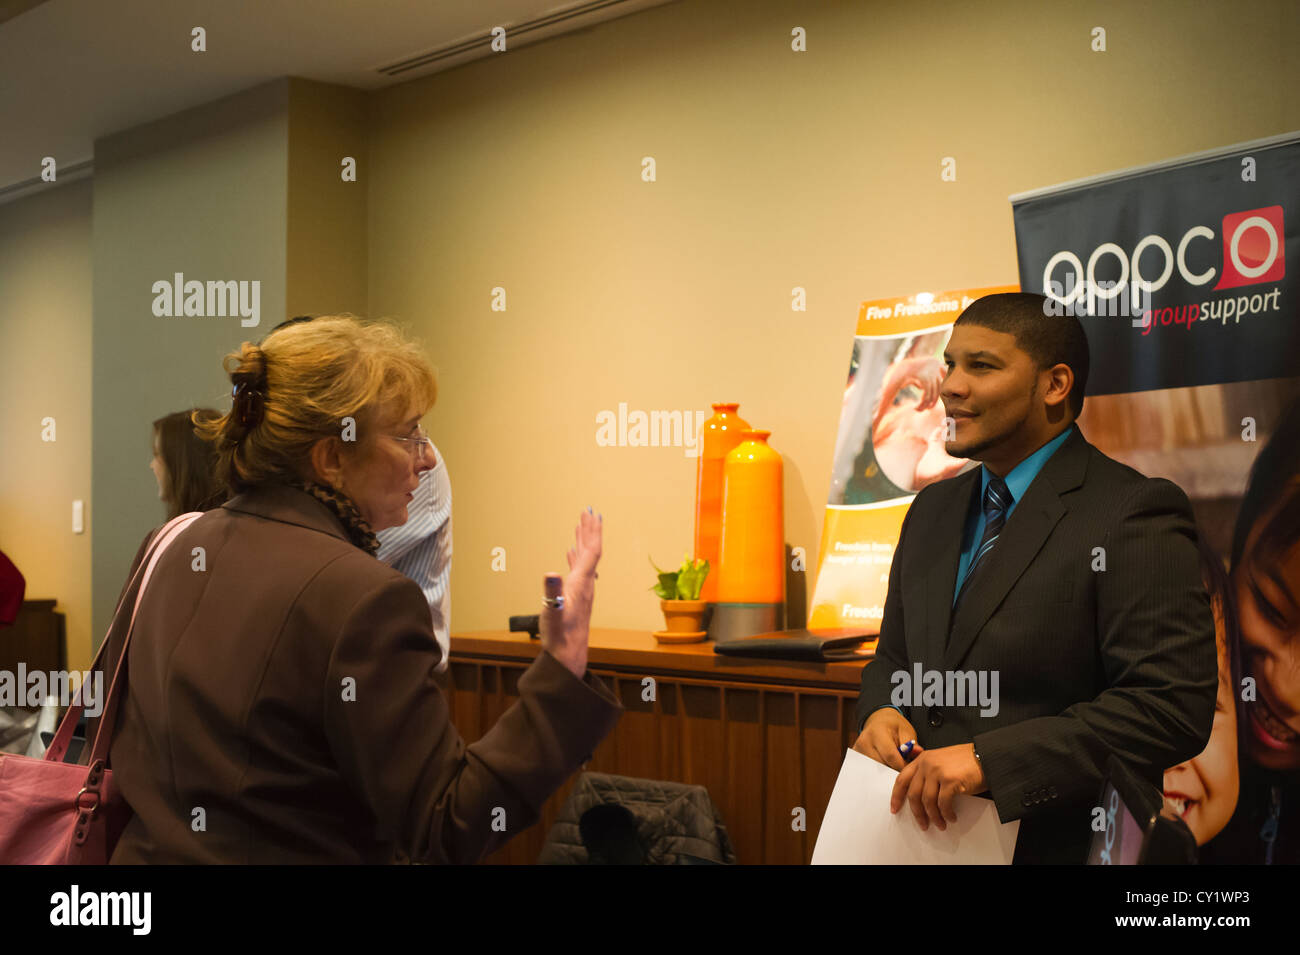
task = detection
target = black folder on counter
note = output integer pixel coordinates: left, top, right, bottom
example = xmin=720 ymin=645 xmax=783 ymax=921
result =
xmin=712 ymin=628 xmax=875 ymax=662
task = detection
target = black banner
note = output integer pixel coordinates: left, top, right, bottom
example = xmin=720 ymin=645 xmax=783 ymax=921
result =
xmin=1014 ymin=136 xmax=1300 ymax=395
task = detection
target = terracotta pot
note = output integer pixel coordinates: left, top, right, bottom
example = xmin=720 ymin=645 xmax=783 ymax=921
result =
xmin=660 ymin=599 xmax=707 ymax=634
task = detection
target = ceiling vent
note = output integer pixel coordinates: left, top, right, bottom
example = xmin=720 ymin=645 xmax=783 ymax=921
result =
xmin=376 ymin=0 xmax=675 ymax=79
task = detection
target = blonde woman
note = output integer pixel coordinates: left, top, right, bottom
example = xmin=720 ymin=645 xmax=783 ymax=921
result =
xmin=101 ymin=316 xmax=620 ymax=863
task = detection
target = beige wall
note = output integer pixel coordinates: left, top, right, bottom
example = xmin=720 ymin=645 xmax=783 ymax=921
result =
xmin=365 ymin=0 xmax=1300 ymax=633
xmin=91 ymin=80 xmax=289 ymax=645
xmin=0 ymin=178 xmax=93 ymax=668
xmin=287 ymin=79 xmax=369 ymax=318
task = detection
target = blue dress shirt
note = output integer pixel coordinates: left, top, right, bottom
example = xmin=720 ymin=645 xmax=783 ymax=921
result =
xmin=952 ymin=424 xmax=1076 ymax=605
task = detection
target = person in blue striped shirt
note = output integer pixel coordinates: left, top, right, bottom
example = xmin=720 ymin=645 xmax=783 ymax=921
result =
xmin=376 ymin=440 xmax=452 ymax=671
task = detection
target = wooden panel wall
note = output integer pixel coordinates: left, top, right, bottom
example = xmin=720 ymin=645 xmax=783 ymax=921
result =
xmin=445 ymin=658 xmax=859 ymax=865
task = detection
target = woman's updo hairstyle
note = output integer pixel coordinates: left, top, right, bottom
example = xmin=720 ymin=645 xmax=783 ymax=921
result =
xmin=195 ymin=315 xmax=437 ymax=494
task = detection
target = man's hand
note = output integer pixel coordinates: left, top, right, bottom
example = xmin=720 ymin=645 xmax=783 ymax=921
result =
xmin=853 ymin=707 xmax=923 ymax=771
xmin=889 ymin=743 xmax=987 ymax=831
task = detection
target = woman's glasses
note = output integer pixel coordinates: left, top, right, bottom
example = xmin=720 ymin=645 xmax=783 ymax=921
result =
xmin=389 ymin=426 xmax=433 ymax=461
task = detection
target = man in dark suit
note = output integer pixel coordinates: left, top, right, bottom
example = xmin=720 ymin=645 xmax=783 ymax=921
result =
xmin=853 ymin=292 xmax=1217 ymax=864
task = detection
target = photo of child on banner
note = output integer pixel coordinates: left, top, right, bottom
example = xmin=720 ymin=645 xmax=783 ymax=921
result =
xmin=832 ymin=332 xmax=969 ymax=504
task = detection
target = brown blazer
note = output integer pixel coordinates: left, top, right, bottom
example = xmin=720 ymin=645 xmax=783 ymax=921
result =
xmin=97 ymin=484 xmax=622 ymax=863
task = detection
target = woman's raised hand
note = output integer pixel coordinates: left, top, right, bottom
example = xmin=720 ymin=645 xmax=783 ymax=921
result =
xmin=540 ymin=508 xmax=602 ymax=679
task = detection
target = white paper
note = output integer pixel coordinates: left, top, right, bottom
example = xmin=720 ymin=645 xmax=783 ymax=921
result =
xmin=812 ymin=747 xmax=1019 ymax=864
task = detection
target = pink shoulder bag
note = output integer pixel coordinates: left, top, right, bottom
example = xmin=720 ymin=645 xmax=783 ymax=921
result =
xmin=0 ymin=512 xmax=201 ymax=864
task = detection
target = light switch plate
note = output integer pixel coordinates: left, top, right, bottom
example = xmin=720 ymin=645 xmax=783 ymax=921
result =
xmin=72 ymin=499 xmax=84 ymax=534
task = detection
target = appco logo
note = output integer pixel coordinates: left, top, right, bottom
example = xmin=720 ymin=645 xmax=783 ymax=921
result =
xmin=1043 ymin=204 xmax=1286 ymax=306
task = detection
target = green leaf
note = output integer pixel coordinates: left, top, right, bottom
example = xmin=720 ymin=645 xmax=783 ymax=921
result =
xmin=676 ymin=557 xmax=710 ymax=600
xmin=657 ymin=573 xmax=679 ymax=600
xmin=649 ymin=556 xmax=680 ymax=600
xmin=649 ymin=554 xmax=710 ymax=600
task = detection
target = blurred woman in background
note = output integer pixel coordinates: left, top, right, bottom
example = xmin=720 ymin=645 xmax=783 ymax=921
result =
xmin=149 ymin=409 xmax=228 ymax=518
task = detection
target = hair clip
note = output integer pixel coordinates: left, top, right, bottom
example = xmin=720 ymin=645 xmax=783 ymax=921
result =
xmin=232 ymin=382 xmax=265 ymax=429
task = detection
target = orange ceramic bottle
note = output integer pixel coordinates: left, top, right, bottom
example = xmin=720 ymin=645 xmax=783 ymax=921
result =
xmin=713 ymin=429 xmax=784 ymax=641
xmin=693 ymin=403 xmax=751 ymax=604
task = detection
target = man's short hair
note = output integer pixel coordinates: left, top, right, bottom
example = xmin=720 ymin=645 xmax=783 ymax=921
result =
xmin=270 ymin=315 xmax=316 ymax=334
xmin=953 ymin=292 xmax=1090 ymax=419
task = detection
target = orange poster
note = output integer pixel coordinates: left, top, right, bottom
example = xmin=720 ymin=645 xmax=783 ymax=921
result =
xmin=808 ymin=285 xmax=1018 ymax=633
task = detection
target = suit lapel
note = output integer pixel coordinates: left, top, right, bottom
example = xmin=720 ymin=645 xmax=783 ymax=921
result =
xmin=944 ymin=482 xmax=1065 ymax=670
xmin=913 ymin=426 xmax=1091 ymax=671
xmin=922 ymin=466 xmax=979 ymax=668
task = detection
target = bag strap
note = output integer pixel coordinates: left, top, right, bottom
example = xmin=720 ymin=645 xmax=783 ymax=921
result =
xmin=87 ymin=511 xmax=203 ymax=766
xmin=42 ymin=533 xmax=167 ymax=764
xmin=43 ymin=512 xmax=202 ymax=763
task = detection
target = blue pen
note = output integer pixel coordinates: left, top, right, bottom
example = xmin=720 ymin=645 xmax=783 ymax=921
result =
xmin=898 ymin=739 xmax=915 ymax=757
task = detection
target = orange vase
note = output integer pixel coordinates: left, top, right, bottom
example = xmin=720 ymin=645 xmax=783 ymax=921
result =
xmin=693 ymin=403 xmax=751 ymax=604
xmin=714 ymin=429 xmax=784 ymax=641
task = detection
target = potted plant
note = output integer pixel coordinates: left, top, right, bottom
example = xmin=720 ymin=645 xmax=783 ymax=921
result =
xmin=650 ymin=555 xmax=710 ymax=643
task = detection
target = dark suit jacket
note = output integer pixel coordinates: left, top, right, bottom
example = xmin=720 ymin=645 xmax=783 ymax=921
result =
xmin=854 ymin=424 xmax=1217 ymax=864
xmin=97 ymin=484 xmax=622 ymax=863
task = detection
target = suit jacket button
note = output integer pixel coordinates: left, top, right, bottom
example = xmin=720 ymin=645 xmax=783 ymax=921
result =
xmin=928 ymin=708 xmax=944 ymax=728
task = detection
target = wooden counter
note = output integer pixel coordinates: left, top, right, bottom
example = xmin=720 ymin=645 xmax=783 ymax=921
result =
xmin=446 ymin=628 xmax=874 ymax=865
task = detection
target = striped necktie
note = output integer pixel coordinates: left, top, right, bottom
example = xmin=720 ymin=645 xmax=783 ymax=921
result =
xmin=953 ymin=474 xmax=1011 ymax=616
